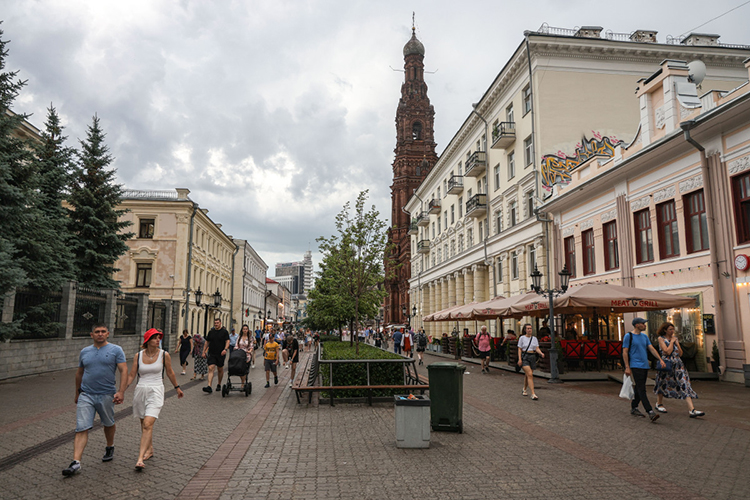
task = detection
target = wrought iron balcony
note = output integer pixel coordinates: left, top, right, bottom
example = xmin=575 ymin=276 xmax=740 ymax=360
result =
xmin=417 ymin=240 xmax=430 ymax=254
xmin=463 ymin=151 xmax=487 ymax=177
xmin=416 ymin=211 xmax=429 ymax=227
xmin=408 ymin=220 xmax=418 ymax=235
xmin=491 ymin=121 xmax=516 ymax=149
xmin=466 ymin=193 xmax=487 ymax=218
xmin=447 ymin=175 xmax=463 ymax=194
xmin=428 ymin=198 xmax=441 ymax=214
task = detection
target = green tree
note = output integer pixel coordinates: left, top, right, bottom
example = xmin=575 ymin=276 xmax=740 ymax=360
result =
xmin=68 ymin=115 xmax=132 ymax=288
xmin=313 ymin=190 xmax=393 ymax=353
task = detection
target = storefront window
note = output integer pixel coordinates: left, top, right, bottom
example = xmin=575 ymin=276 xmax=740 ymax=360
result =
xmin=646 ymin=294 xmax=705 ymax=371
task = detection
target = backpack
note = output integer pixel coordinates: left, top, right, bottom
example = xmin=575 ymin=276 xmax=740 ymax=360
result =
xmin=417 ymin=333 xmax=427 ymax=347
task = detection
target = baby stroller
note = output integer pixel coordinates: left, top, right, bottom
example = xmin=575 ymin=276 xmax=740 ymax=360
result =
xmin=222 ymin=349 xmax=252 ymax=397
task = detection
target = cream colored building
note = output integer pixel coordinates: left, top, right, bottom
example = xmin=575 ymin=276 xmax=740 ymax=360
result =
xmin=406 ymin=26 xmax=750 ymax=339
xmin=541 ymin=58 xmax=750 ymax=380
xmin=114 ymin=188 xmax=235 ymax=338
xmin=232 ymin=239 xmax=267 ymax=332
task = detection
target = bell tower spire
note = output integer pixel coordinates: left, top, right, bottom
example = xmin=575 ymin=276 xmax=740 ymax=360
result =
xmin=385 ymin=19 xmax=438 ymax=327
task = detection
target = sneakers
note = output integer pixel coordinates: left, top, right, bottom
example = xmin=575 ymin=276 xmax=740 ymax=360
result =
xmin=655 ymin=404 xmax=668 ymax=413
xmin=62 ymin=460 xmax=81 ymax=477
xmin=285 ymin=364 xmax=289 ymax=370
xmin=216 ymin=384 xmax=221 ymax=391
xmin=203 ymin=386 xmax=213 ymax=394
xmin=630 ymin=408 xmax=645 ymax=417
xmin=648 ymin=411 xmax=660 ymax=422
xmin=265 ymin=382 xmax=270 ymax=388
xmin=102 ymin=446 xmax=115 ymax=462
xmin=274 ymin=376 xmax=278 ymax=385
xmin=289 ymin=381 xmax=293 ymax=388
xmin=689 ymin=409 xmax=705 ymax=418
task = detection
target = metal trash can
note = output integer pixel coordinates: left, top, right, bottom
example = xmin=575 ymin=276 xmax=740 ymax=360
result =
xmin=427 ymin=362 xmax=465 ymax=433
xmin=394 ymin=395 xmax=431 ymax=448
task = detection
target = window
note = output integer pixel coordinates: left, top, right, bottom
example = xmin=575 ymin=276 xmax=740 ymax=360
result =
xmin=508 ymin=151 xmax=515 ymax=180
xmin=477 ymin=178 xmax=483 ymax=194
xmin=523 ymin=85 xmax=532 ymax=114
xmin=444 ymin=210 xmax=448 ymax=227
xmin=479 ymin=221 xmax=484 ymax=241
xmin=685 ymin=190 xmax=709 ymax=253
xmin=494 ymin=164 xmax=500 ymax=190
xmin=564 ymin=236 xmax=576 ymax=278
xmin=495 ymin=211 xmax=503 ymax=234
xmin=451 ymin=205 xmax=455 ymax=224
xmin=524 ymin=136 xmax=533 ymax=166
xmin=734 ymin=172 xmax=750 ymax=243
xmin=458 ymin=197 xmax=463 ymax=218
xmin=496 ymin=259 xmax=503 ymax=282
xmin=458 ymin=234 xmax=464 ymax=252
xmin=526 ymin=192 xmax=534 ymax=219
xmin=657 ymin=200 xmax=680 ymax=259
xmin=506 ymin=103 xmax=514 ymax=123
xmin=431 ymin=222 xmax=435 ymax=240
xmin=458 ymin=162 xmax=463 ymax=176
xmin=634 ymin=209 xmax=654 ymax=264
xmin=511 ymin=251 xmax=519 ymax=280
xmin=450 ymin=239 xmax=455 ymax=257
xmin=582 ymin=229 xmax=595 ymax=275
xmin=412 ymin=122 xmax=422 ymax=140
xmin=437 ymin=216 xmax=441 ymax=234
xmin=510 ymin=200 xmax=517 ymax=226
xmin=443 ymin=180 xmax=447 ymax=197
xmin=481 ymin=134 xmax=486 ymax=151
xmin=603 ymin=221 xmax=619 ymax=271
xmin=467 ymin=228 xmax=474 ymax=247
xmin=136 ymin=263 xmax=152 ymax=288
xmin=437 ymin=187 xmax=441 ymax=199
xmin=443 ymin=244 xmax=448 ymax=261
xmin=528 ymin=244 xmax=536 ymax=273
xmin=139 ymin=218 xmax=155 ymax=239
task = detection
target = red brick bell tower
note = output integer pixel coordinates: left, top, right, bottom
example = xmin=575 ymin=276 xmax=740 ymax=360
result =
xmin=384 ymin=25 xmax=438 ymax=326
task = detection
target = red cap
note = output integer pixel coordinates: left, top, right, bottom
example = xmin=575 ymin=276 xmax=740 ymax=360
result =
xmin=143 ymin=328 xmax=162 ymax=344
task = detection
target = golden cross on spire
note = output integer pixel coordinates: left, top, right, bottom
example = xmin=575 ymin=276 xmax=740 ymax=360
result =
xmin=412 ymin=12 xmax=415 ymax=34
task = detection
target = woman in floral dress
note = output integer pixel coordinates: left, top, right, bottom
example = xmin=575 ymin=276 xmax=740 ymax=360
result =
xmin=191 ymin=333 xmax=207 ymax=380
xmin=653 ymin=322 xmax=704 ymax=418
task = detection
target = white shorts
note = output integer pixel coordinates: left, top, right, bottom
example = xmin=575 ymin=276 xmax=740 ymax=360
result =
xmin=133 ymin=384 xmax=165 ymax=419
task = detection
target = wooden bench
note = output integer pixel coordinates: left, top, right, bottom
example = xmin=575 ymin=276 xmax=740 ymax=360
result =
xmin=294 ymin=383 xmax=429 ymax=406
xmin=292 ymin=351 xmax=320 ymax=404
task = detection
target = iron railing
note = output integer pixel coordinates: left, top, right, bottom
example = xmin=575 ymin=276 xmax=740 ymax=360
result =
xmin=73 ymin=287 xmax=106 ymax=337
xmin=12 ymin=286 xmax=63 ymax=339
xmin=115 ymin=293 xmax=138 ymax=335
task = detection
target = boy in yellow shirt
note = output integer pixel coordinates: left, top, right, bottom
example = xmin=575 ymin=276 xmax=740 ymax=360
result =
xmin=263 ymin=334 xmax=280 ymax=388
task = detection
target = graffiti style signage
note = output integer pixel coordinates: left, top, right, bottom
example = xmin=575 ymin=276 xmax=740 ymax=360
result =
xmin=540 ymin=133 xmax=623 ymax=191
xmin=523 ymin=302 xmax=549 ymax=311
xmin=611 ymin=299 xmax=659 ymax=308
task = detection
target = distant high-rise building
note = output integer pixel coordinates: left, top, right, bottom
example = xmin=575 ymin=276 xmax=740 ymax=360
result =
xmin=303 ymin=250 xmax=313 ymax=292
xmin=275 ymin=261 xmax=305 ymax=295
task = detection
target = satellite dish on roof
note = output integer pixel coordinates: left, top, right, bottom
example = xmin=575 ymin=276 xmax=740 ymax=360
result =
xmin=687 ymin=60 xmax=706 ymax=85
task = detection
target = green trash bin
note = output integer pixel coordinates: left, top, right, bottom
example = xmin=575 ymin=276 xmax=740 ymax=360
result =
xmin=427 ymin=362 xmax=465 ymax=433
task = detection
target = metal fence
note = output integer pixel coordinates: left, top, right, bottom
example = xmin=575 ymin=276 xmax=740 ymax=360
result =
xmin=116 ymin=294 xmax=139 ymax=336
xmin=12 ymin=287 xmax=64 ymax=339
xmin=72 ymin=287 xmax=106 ymax=337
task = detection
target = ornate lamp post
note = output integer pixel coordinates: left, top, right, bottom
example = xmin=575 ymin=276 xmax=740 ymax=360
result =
xmin=195 ymin=287 xmax=222 ymax=337
xmin=529 ymin=265 xmax=571 ymax=383
xmin=401 ymin=305 xmax=417 ymax=329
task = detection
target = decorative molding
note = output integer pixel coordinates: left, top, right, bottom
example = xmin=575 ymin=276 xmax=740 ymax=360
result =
xmin=653 ymin=186 xmax=676 ymax=203
xmin=175 ymin=214 xmax=190 ymax=224
xmin=601 ymin=209 xmax=617 ymax=223
xmin=533 ymin=237 xmax=544 ymax=249
xmin=580 ymin=219 xmax=594 ymax=231
xmin=630 ymin=196 xmax=650 ymax=212
xmin=679 ymin=104 xmax=692 ymax=120
xmin=499 ymin=253 xmax=508 ymax=261
xmin=130 ymin=247 xmax=158 ymax=260
xmin=562 ymin=226 xmax=575 ymax=237
xmin=679 ymin=175 xmax=703 ymax=194
xmin=654 ymin=105 xmax=666 ymax=130
xmin=728 ymin=156 xmax=750 ymax=175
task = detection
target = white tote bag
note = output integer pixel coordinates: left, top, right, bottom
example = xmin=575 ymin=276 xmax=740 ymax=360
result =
xmin=619 ymin=375 xmax=634 ymax=400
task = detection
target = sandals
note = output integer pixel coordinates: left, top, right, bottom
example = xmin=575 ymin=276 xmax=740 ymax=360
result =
xmin=531 ymin=395 xmax=539 ymax=400
xmin=655 ymin=404 xmax=668 ymax=413
xmin=135 ymin=461 xmax=145 ymax=471
xmin=522 ymin=390 xmax=528 ymax=397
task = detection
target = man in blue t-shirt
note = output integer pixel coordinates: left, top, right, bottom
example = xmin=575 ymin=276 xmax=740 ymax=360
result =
xmin=623 ymin=318 xmax=665 ymax=422
xmin=392 ymin=329 xmax=403 ymax=355
xmin=62 ymin=323 xmax=128 ymax=477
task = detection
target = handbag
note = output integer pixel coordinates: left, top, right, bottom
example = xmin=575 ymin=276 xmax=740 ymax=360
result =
xmin=656 ymin=359 xmax=673 ymax=372
xmin=515 ymin=336 xmax=534 ymax=372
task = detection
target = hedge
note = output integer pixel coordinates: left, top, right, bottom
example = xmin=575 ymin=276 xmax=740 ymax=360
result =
xmin=320 ymin=342 xmax=405 ymax=398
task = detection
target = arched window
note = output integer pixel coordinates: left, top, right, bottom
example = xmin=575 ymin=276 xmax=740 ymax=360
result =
xmin=412 ymin=122 xmax=422 ymax=140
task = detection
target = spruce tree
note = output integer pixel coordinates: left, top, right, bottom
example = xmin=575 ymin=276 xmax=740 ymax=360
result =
xmin=68 ymin=115 xmax=132 ymax=288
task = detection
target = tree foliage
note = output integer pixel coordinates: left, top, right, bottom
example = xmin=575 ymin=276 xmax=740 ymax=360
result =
xmin=307 ymin=190 xmax=394 ymax=353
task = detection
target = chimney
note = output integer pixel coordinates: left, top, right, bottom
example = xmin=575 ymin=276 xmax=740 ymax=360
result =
xmin=574 ymin=26 xmax=603 ymax=38
xmin=681 ymin=33 xmax=720 ymax=46
xmin=630 ymin=30 xmax=658 ymax=43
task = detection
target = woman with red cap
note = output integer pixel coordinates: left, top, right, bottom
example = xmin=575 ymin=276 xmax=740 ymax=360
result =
xmin=126 ymin=329 xmax=183 ymax=471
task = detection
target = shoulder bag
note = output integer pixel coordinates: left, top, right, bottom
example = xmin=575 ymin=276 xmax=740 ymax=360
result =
xmin=515 ymin=336 xmax=534 ymax=372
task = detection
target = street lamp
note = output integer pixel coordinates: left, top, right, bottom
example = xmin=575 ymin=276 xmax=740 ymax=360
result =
xmin=529 ymin=265 xmax=571 ymax=383
xmin=402 ymin=305 xmax=417 ymax=329
xmin=195 ymin=287 xmax=222 ymax=337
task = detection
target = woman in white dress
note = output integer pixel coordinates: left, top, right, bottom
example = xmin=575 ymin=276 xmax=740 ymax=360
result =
xmin=127 ymin=329 xmax=183 ymax=471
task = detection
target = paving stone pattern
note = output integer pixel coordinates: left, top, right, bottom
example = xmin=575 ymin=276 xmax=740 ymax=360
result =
xmin=0 ymin=349 xmax=749 ymax=499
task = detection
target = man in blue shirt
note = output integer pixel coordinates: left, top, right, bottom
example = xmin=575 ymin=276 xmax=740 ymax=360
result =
xmin=623 ymin=318 xmax=665 ymax=422
xmin=62 ymin=323 xmax=128 ymax=476
xmin=392 ymin=329 xmax=403 ymax=355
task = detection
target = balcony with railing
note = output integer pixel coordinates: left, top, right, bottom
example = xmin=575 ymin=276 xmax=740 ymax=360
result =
xmin=416 ymin=211 xmax=429 ymax=227
xmin=417 ymin=240 xmax=430 ymax=254
xmin=491 ymin=122 xmax=516 ymax=149
xmin=428 ymin=198 xmax=441 ymax=214
xmin=447 ymin=175 xmax=463 ymax=194
xmin=408 ymin=220 xmax=418 ymax=235
xmin=463 ymin=151 xmax=486 ymax=177
xmin=466 ymin=193 xmax=487 ymax=218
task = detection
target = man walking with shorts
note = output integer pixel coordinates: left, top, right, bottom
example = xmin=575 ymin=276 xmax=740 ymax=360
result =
xmin=202 ymin=318 xmax=230 ymax=394
xmin=285 ymin=334 xmax=300 ymax=387
xmin=264 ymin=334 xmax=280 ymax=388
xmin=623 ymin=318 xmax=665 ymax=422
xmin=475 ymin=326 xmax=492 ymax=373
xmin=62 ymin=324 xmax=127 ymax=476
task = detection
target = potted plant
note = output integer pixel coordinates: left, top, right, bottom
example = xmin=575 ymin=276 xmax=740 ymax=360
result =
xmin=711 ymin=340 xmax=721 ymax=374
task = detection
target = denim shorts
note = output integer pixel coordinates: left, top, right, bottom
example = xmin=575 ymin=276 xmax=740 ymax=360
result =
xmin=76 ymin=392 xmax=115 ymax=432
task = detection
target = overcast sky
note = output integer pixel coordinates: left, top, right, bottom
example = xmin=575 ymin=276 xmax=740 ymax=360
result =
xmin=4 ymin=0 xmax=749 ymax=274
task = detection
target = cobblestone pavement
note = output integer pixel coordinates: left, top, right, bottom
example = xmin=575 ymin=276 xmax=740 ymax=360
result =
xmin=0 ymin=348 xmax=749 ymax=499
